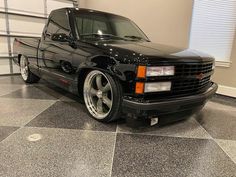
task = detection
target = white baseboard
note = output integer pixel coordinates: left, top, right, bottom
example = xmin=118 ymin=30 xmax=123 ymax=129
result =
xmin=215 ymin=61 xmax=231 ymax=67
xmin=217 ymin=85 xmax=236 ymax=98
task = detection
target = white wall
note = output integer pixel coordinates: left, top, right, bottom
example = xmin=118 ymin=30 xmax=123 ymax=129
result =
xmin=79 ymin=0 xmax=193 ymax=48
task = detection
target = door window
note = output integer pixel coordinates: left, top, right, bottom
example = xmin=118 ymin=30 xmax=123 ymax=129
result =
xmin=45 ymin=9 xmax=70 ymax=40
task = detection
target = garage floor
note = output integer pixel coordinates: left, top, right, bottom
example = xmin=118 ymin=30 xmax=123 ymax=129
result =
xmin=0 ymin=75 xmax=236 ymax=177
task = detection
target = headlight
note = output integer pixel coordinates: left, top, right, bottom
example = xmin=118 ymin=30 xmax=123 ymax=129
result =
xmin=144 ymin=82 xmax=171 ymax=93
xmin=146 ymin=66 xmax=175 ymax=76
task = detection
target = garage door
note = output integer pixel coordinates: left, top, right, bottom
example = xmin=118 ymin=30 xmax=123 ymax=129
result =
xmin=0 ymin=0 xmax=77 ymax=75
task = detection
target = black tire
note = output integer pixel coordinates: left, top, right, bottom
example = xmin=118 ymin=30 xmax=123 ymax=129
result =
xmin=20 ymin=55 xmax=40 ymax=83
xmin=83 ymin=70 xmax=122 ymax=122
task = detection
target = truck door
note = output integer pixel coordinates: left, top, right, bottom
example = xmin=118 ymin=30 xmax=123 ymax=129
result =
xmin=38 ymin=9 xmax=76 ymax=89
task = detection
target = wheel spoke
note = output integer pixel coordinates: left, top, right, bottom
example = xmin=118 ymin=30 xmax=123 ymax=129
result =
xmin=97 ymin=99 xmax=103 ymax=113
xmin=90 ymin=88 xmax=97 ymax=96
xmin=102 ymin=83 xmax=111 ymax=92
xmin=24 ymin=67 xmax=28 ymax=74
xmin=103 ymin=96 xmax=112 ymax=108
xmin=21 ymin=62 xmax=24 ymax=69
xmin=96 ymin=75 xmax=103 ymax=90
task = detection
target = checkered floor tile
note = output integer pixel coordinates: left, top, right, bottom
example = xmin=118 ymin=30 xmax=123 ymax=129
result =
xmin=0 ymin=75 xmax=235 ymax=177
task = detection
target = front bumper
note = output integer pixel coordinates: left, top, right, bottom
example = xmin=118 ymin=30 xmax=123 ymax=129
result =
xmin=122 ymin=82 xmax=218 ymax=118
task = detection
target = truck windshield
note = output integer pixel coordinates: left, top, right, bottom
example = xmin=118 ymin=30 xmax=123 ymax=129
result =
xmin=75 ymin=11 xmax=149 ymax=41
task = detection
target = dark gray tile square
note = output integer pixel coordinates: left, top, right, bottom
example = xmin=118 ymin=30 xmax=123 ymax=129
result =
xmin=0 ymin=127 xmax=116 ymax=177
xmin=1 ymin=85 xmax=64 ymax=100
xmin=118 ymin=117 xmax=211 ymax=139
xmin=111 ymin=134 xmax=236 ymax=177
xmin=26 ymin=101 xmax=117 ymax=132
xmin=195 ymin=105 xmax=236 ymax=140
xmin=0 ymin=126 xmax=19 ymax=142
xmin=59 ymin=92 xmax=84 ymax=102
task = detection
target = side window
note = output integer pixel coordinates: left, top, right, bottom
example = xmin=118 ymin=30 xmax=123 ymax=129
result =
xmin=45 ymin=10 xmax=70 ymax=41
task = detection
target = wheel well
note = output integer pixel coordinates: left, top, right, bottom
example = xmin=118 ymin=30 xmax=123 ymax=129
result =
xmin=77 ymin=68 xmax=91 ymax=98
xmin=18 ymin=54 xmax=22 ymax=64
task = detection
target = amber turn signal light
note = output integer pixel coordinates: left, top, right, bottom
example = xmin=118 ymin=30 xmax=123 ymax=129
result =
xmin=137 ymin=66 xmax=146 ymax=78
xmin=135 ymin=82 xmax=144 ymax=94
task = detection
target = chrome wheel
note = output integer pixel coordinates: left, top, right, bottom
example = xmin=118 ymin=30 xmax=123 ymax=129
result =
xmin=20 ymin=56 xmax=28 ymax=81
xmin=84 ymin=70 xmax=113 ymax=120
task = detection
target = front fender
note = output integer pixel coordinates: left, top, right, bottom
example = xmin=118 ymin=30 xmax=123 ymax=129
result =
xmin=76 ymin=55 xmax=137 ymax=95
xmin=77 ymin=55 xmax=136 ymax=81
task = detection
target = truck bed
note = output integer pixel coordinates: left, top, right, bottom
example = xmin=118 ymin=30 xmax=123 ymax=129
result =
xmin=13 ymin=37 xmax=40 ymax=65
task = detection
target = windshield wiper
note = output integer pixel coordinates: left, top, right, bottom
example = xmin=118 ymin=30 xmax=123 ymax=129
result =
xmin=124 ymin=35 xmax=148 ymax=41
xmin=80 ymin=33 xmax=125 ymax=40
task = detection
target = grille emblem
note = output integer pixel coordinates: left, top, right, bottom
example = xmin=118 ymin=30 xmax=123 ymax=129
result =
xmin=196 ymin=73 xmax=204 ymax=80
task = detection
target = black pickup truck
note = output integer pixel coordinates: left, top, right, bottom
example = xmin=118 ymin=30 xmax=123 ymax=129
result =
xmin=13 ymin=8 xmax=218 ymax=124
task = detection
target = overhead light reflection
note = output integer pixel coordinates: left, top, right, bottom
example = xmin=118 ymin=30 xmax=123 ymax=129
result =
xmin=27 ymin=133 xmax=42 ymax=142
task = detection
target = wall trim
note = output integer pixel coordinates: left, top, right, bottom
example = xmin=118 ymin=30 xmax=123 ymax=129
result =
xmin=215 ymin=61 xmax=231 ymax=67
xmin=217 ymin=84 xmax=236 ymax=98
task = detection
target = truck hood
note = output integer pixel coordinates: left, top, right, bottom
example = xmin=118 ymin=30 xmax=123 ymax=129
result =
xmin=94 ymin=40 xmax=214 ymax=64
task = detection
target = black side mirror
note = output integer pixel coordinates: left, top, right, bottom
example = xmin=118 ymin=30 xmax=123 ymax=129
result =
xmin=51 ymin=33 xmax=70 ymax=42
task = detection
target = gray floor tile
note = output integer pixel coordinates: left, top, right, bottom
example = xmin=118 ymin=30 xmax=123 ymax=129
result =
xmin=211 ymin=94 xmax=236 ymax=107
xmin=0 ymin=98 xmax=55 ymax=126
xmin=0 ymin=76 xmax=46 ymax=85
xmin=59 ymin=92 xmax=83 ymax=102
xmin=0 ymin=84 xmax=26 ymax=96
xmin=1 ymin=75 xmax=236 ymax=177
xmin=26 ymin=101 xmax=117 ymax=132
xmin=0 ymin=76 xmax=25 ymax=85
xmin=215 ymin=139 xmax=236 ymax=164
xmin=118 ymin=117 xmax=211 ymax=139
xmin=0 ymin=126 xmax=19 ymax=142
xmin=0 ymin=76 xmax=6 ymax=79
xmin=111 ymin=133 xmax=236 ymax=177
xmin=195 ymin=104 xmax=236 ymax=140
xmin=207 ymin=101 xmax=236 ymax=112
xmin=1 ymin=85 xmax=64 ymax=100
xmin=0 ymin=127 xmax=116 ymax=177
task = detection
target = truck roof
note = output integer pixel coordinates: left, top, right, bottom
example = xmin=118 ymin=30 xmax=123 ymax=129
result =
xmin=50 ymin=7 xmax=127 ymax=19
